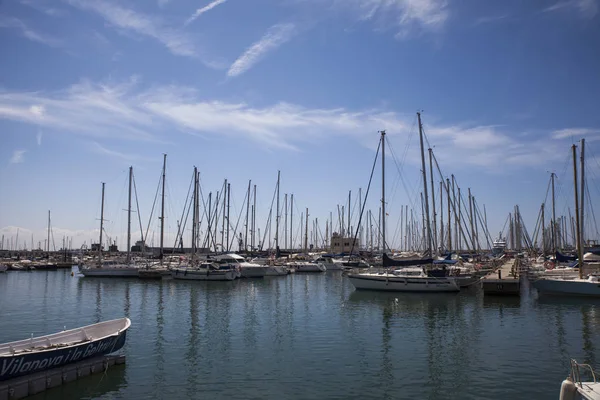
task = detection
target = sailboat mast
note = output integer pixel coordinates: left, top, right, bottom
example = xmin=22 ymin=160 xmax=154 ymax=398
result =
xmin=253 ymin=185 xmax=257 ymax=251
xmin=541 ymin=203 xmax=546 ymax=257
xmin=439 ymin=181 xmax=444 ymax=252
xmin=275 ymin=171 xmax=280 ymax=250
xmin=380 ymin=130 xmax=386 ymax=253
xmin=447 ymin=178 xmax=452 ymax=251
xmin=127 ymin=166 xmax=132 ymax=263
xmin=47 ymin=210 xmax=51 ymax=253
xmin=226 ymin=182 xmax=231 ymax=251
xmin=290 ymin=194 xmax=293 ymax=250
xmin=99 ymin=182 xmax=105 ymax=263
xmin=428 ymin=148 xmax=437 ymax=254
xmin=304 ymin=208 xmax=309 ymax=253
xmin=347 ymin=190 xmax=351 ymax=238
xmin=245 ymin=180 xmax=251 ymax=251
xmin=580 ymin=138 xmax=585 ymax=250
xmin=417 ymin=113 xmax=432 ymax=255
xmin=160 ymin=154 xmax=166 ymax=259
xmin=572 ymin=145 xmax=583 ymax=279
xmin=284 ymin=194 xmax=288 ymax=250
xmin=551 ymin=172 xmax=557 ymax=255
xmin=468 ymin=188 xmax=475 ymax=253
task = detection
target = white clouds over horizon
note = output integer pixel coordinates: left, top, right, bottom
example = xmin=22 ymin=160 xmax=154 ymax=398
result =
xmin=9 ymin=150 xmax=26 ymax=164
xmin=0 ymin=77 xmax=588 ymax=171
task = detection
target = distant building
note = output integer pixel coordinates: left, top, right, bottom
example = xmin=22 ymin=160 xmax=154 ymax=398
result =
xmin=330 ymin=232 xmax=359 ymax=254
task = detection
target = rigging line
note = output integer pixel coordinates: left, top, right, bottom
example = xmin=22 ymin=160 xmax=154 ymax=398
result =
xmin=229 ymin=186 xmax=249 ymax=252
xmin=144 ymin=168 xmax=163 ymax=247
xmin=385 ymin=136 xmax=417 ymax=209
xmin=172 ymin=170 xmax=195 ymax=250
xmin=260 ymin=176 xmax=279 ymax=251
xmin=543 ymin=174 xmax=552 ymax=206
xmin=350 ymin=135 xmax=381 ymax=255
xmin=585 ymin=183 xmax=600 ymax=239
xmin=132 ymin=173 xmax=144 ymax=242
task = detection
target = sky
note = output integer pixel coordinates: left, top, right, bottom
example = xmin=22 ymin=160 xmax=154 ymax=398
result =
xmin=1 ymin=0 xmax=600 ymax=252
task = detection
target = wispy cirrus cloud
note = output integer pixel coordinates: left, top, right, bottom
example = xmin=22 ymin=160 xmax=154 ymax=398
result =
xmin=20 ymin=0 xmax=67 ymax=16
xmin=473 ymin=14 xmax=509 ymax=26
xmin=0 ymin=16 xmax=62 ymax=47
xmin=227 ymin=23 xmax=297 ymax=78
xmin=9 ymin=150 xmax=26 ymax=164
xmin=91 ymin=142 xmax=151 ymax=162
xmin=36 ymin=131 xmax=43 ymax=146
xmin=66 ymin=0 xmax=198 ymax=58
xmin=552 ymin=128 xmax=600 ymax=139
xmin=543 ymin=0 xmax=598 ymax=19
xmin=184 ymin=0 xmax=228 ymax=26
xmin=0 ymin=77 xmax=592 ymax=168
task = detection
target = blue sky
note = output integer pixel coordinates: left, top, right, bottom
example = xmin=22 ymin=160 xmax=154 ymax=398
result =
xmin=1 ymin=0 xmax=600 ymax=251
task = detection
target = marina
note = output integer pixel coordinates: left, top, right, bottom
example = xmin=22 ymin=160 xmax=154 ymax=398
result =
xmin=1 ymin=267 xmax=600 ymax=399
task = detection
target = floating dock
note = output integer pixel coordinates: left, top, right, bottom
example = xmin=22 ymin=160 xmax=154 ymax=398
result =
xmin=0 ymin=354 xmax=125 ymax=400
xmin=482 ymin=259 xmax=521 ymax=296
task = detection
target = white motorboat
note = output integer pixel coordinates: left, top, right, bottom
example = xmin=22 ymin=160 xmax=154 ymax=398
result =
xmin=0 ymin=317 xmax=130 ymax=381
xmin=214 ymin=253 xmax=267 ymax=278
xmin=533 ymin=275 xmax=600 ymax=297
xmin=315 ymin=256 xmax=344 ymax=270
xmin=171 ymin=262 xmax=237 ymax=281
xmin=286 ymin=261 xmax=326 ymax=272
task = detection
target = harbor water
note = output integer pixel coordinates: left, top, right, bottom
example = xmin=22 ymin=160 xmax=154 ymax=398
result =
xmin=1 ymin=269 xmax=600 ymax=399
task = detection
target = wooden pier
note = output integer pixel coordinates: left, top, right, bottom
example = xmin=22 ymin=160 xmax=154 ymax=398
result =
xmin=482 ymin=259 xmax=521 ymax=296
xmin=0 ymin=355 xmax=125 ymax=400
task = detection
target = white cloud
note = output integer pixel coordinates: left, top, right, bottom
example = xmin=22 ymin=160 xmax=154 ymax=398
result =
xmin=10 ymin=150 xmax=26 ymax=164
xmin=0 ymin=17 xmax=62 ymax=47
xmin=0 ymin=77 xmax=592 ymax=169
xmin=66 ymin=0 xmax=198 ymax=58
xmin=91 ymin=142 xmax=153 ymax=162
xmin=552 ymin=128 xmax=600 ymax=139
xmin=543 ymin=0 xmax=598 ymax=18
xmin=185 ymin=0 xmax=228 ymax=26
xmin=20 ymin=0 xmax=67 ymax=16
xmin=228 ymin=23 xmax=297 ymax=78
xmin=473 ymin=14 xmax=509 ymax=26
xmin=36 ymin=131 xmax=43 ymax=146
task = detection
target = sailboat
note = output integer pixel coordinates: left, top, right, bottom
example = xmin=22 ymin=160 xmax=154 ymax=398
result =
xmin=348 ymin=116 xmax=460 ymax=293
xmin=81 ymin=168 xmax=141 ymax=278
xmin=171 ymin=167 xmax=238 ymax=281
xmin=533 ymin=141 xmax=600 ymax=297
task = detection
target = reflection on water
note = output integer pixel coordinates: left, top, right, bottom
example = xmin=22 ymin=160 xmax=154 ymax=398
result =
xmin=2 ymin=271 xmax=600 ymax=400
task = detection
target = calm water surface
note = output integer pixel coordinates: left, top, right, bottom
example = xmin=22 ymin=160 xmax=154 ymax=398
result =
xmin=1 ymin=269 xmax=600 ymax=399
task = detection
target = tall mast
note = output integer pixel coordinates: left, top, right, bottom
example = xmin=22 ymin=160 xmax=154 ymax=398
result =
xmin=580 ymin=138 xmax=585 ymax=250
xmin=541 ymin=203 xmax=546 ymax=257
xmin=284 ymin=194 xmax=288 ymax=250
xmin=47 ymin=210 xmax=51 ymax=253
xmin=245 ymin=180 xmax=251 ymax=251
xmin=127 ymin=166 xmax=132 ymax=263
xmin=468 ymin=188 xmax=475 ymax=253
xmin=192 ymin=167 xmax=198 ymax=257
xmin=347 ymin=190 xmax=351 ymax=237
xmin=572 ymin=144 xmax=583 ymax=279
xmin=99 ymin=182 xmax=105 ymax=263
xmin=290 ymin=194 xmax=293 ymax=250
xmin=417 ymin=113 xmax=432 ymax=255
xmin=304 ymin=208 xmax=309 ymax=253
xmin=160 ymin=154 xmax=166 ymax=260
xmin=222 ymin=179 xmax=227 ymax=251
xmin=275 ymin=171 xmax=280 ymax=250
xmin=380 ymin=130 xmax=386 ymax=253
xmin=428 ymin=148 xmax=437 ymax=254
xmin=226 ymin=182 xmax=231 ymax=251
xmin=551 ymin=172 xmax=557 ymax=255
xmin=207 ymin=192 xmax=212 ymax=252
xmin=253 ymin=185 xmax=257 ymax=251
xmin=447 ymin=178 xmax=452 ymax=251
xmin=440 ymin=181 xmax=444 ymax=252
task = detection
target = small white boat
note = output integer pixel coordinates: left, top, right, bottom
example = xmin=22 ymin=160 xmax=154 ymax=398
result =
xmin=286 ymin=261 xmax=326 ymax=272
xmin=171 ymin=262 xmax=237 ymax=281
xmin=348 ymin=271 xmax=459 ymax=292
xmin=80 ymin=261 xmax=140 ymax=277
xmin=533 ymin=275 xmax=600 ymax=297
xmin=315 ymin=256 xmax=344 ymax=270
xmin=0 ymin=318 xmax=130 ymax=381
xmin=214 ymin=254 xmax=267 ymax=278
xmin=559 ymin=359 xmax=600 ymax=400
xmin=0 ymin=265 xmax=7 ymax=273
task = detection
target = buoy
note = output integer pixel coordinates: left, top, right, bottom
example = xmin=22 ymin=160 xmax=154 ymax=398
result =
xmin=559 ymin=379 xmax=578 ymax=400
xmin=71 ymin=272 xmax=74 ymax=276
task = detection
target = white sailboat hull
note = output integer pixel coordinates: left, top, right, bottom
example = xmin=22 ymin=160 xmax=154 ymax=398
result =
xmin=240 ymin=266 xmax=269 ymax=278
xmin=264 ymin=265 xmax=289 ymax=276
xmin=80 ymin=266 xmax=140 ymax=277
xmin=348 ymin=273 xmax=460 ymax=292
xmin=290 ymin=263 xmax=326 ymax=272
xmin=171 ymin=268 xmax=236 ymax=281
xmin=533 ymin=277 xmax=600 ymax=296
